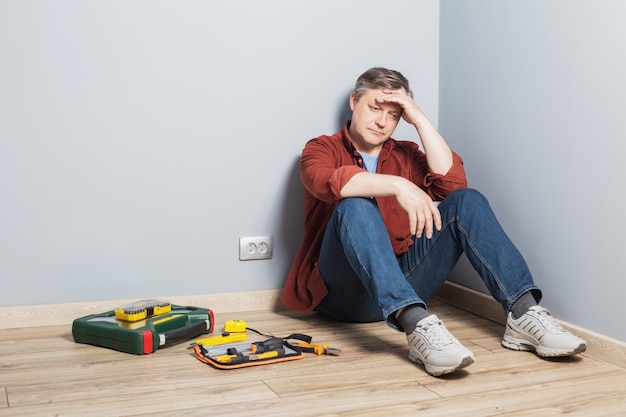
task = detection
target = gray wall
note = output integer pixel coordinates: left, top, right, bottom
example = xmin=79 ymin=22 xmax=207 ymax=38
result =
xmin=0 ymin=1 xmax=440 ymax=304
xmin=3 ymin=0 xmax=624 ymax=344
xmin=441 ymin=0 xmax=626 ymax=342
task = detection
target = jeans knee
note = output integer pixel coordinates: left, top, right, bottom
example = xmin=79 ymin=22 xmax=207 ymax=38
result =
xmin=440 ymin=188 xmax=492 ymax=220
xmin=447 ymin=188 xmax=489 ymax=207
xmin=336 ymin=197 xmax=378 ymax=215
xmin=333 ymin=197 xmax=382 ymax=228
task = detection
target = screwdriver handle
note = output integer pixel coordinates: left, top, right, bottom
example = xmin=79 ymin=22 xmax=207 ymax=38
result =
xmin=250 ymin=337 xmax=284 ymax=354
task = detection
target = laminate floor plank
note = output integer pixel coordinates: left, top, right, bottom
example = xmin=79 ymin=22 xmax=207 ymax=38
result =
xmin=1 ymin=299 xmax=624 ymax=416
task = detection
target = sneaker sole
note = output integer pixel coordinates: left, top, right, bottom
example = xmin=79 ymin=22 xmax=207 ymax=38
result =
xmin=502 ymin=336 xmax=587 ymax=357
xmin=408 ymin=353 xmax=475 ymax=377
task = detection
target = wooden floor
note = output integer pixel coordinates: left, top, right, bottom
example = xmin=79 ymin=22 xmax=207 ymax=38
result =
xmin=2 ymin=298 xmax=626 ymax=417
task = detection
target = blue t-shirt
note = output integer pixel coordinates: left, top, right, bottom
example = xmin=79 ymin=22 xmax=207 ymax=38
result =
xmin=361 ymin=153 xmax=379 ymax=173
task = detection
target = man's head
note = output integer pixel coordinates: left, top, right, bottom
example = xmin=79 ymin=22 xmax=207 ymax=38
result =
xmin=348 ymin=67 xmax=412 ymax=155
xmin=352 ymin=67 xmax=413 ymax=102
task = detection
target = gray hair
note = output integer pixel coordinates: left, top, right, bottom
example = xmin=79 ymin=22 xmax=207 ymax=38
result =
xmin=352 ymin=67 xmax=413 ymax=101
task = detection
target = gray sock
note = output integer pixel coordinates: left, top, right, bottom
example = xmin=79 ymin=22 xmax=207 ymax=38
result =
xmin=510 ymin=291 xmax=538 ymax=319
xmin=396 ymin=304 xmax=429 ymax=335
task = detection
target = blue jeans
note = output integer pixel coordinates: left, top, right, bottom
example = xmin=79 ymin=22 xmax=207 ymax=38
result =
xmin=315 ymin=188 xmax=541 ymax=330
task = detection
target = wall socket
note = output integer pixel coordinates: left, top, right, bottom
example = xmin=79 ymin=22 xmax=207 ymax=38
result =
xmin=239 ymin=236 xmax=273 ymax=260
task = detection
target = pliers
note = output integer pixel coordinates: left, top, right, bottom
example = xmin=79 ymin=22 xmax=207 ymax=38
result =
xmin=297 ymin=341 xmax=342 ymax=356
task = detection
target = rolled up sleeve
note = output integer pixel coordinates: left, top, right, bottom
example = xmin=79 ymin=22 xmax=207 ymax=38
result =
xmin=300 ymin=137 xmax=364 ymax=202
xmin=420 ymin=152 xmax=467 ymax=200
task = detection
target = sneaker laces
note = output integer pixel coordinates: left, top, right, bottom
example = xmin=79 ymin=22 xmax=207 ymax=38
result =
xmin=526 ymin=306 xmax=567 ymax=333
xmin=419 ymin=318 xmax=458 ymax=349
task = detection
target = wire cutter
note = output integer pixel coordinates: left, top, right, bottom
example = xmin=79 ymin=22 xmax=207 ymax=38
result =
xmin=297 ymin=341 xmax=341 ymax=356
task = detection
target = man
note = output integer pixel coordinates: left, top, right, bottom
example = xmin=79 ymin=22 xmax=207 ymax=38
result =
xmin=281 ymin=67 xmax=586 ymax=377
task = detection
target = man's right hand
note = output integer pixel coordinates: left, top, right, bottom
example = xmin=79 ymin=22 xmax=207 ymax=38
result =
xmin=340 ymin=172 xmax=441 ymax=238
xmin=393 ymin=178 xmax=441 ymax=239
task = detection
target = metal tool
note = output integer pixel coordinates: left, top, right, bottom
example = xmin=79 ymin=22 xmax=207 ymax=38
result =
xmin=297 ymin=341 xmax=341 ymax=356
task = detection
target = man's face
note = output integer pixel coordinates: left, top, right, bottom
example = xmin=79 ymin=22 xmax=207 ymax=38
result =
xmin=348 ymin=88 xmax=404 ymax=155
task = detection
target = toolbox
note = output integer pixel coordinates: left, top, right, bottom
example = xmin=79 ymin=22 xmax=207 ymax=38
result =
xmin=72 ymin=303 xmax=214 ymax=355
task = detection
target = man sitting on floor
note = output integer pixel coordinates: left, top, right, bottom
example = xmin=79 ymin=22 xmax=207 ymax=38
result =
xmin=281 ymin=67 xmax=586 ymax=377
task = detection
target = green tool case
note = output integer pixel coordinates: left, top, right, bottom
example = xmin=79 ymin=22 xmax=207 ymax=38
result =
xmin=72 ymin=304 xmax=214 ymax=355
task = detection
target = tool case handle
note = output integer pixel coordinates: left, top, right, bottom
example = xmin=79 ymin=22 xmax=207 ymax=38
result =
xmin=162 ymin=320 xmax=209 ymax=347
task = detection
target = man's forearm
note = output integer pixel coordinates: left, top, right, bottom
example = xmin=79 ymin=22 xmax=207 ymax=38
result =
xmin=340 ymin=172 xmax=407 ymax=199
xmin=413 ymin=113 xmax=453 ymax=175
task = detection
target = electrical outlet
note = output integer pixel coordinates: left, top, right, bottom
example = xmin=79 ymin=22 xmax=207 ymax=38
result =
xmin=239 ymin=236 xmax=273 ymax=260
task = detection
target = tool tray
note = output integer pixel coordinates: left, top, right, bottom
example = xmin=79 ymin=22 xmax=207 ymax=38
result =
xmin=73 ymin=304 xmax=214 ymax=355
xmin=194 ymin=336 xmax=305 ymax=369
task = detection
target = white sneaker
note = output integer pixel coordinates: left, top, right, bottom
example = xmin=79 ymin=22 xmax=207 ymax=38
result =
xmin=407 ymin=314 xmax=475 ymax=376
xmin=502 ymin=306 xmax=586 ymax=357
